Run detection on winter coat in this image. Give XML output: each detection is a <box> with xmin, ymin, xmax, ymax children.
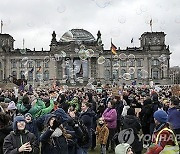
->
<box><xmin>102</xmin><ymin>108</ymin><xmax>117</xmax><ymax>129</ymax></box>
<box><xmin>0</xmin><ymin>125</ymin><xmax>12</xmax><ymax>154</ymax></box>
<box><xmin>146</xmin><ymin>123</ymin><xmax>176</xmax><ymax>154</ymax></box>
<box><xmin>17</xmin><ymin>98</ymin><xmax>44</xmax><ymax>116</ymax></box>
<box><xmin>28</xmin><ymin>99</ymin><xmax>46</xmax><ymax>118</ymax></box>
<box><xmin>97</xmin><ymin>105</ymin><xmax>106</xmax><ymax>118</ymax></box>
<box><xmin>3</xmin><ymin>130</ymin><xmax>39</xmax><ymax>154</ymax></box>
<box><xmin>139</xmin><ymin>103</ymin><xmax>152</xmax><ymax>127</ymax></box>
<box><xmin>40</xmin><ymin>128</ymin><xmax>68</xmax><ymax>154</ymax></box>
<box><xmin>168</xmin><ymin>107</ymin><xmax>180</xmax><ymax>130</ymax></box>
<box><xmin>34</xmin><ymin>99</ymin><xmax>54</xmax><ymax>118</ymax></box>
<box><xmin>26</xmin><ymin>120</ymin><xmax>39</xmax><ymax>139</ymax></box>
<box><xmin>79</xmin><ymin>108</ymin><xmax>96</xmax><ymax>148</ymax></box>
<box><xmin>96</xmin><ymin>124</ymin><xmax>109</xmax><ymax>145</ymax></box>
<box><xmin>79</xmin><ymin>108</ymin><xmax>96</xmax><ymax>131</ymax></box>
<box><xmin>122</xmin><ymin>115</ymin><xmax>143</xmax><ymax>152</ymax></box>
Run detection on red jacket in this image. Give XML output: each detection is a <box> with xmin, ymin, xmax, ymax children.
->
<box><xmin>146</xmin><ymin>124</ymin><xmax>175</xmax><ymax>154</ymax></box>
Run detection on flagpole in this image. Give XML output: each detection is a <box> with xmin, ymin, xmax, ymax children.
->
<box><xmin>1</xmin><ymin>20</ymin><xmax>3</xmax><ymax>34</ymax></box>
<box><xmin>23</xmin><ymin>38</ymin><xmax>25</xmax><ymax>49</ymax></box>
<box><xmin>150</xmin><ymin>19</ymin><xmax>153</xmax><ymax>32</ymax></box>
<box><xmin>151</xmin><ymin>25</ymin><xmax>152</xmax><ymax>32</ymax></box>
<box><xmin>110</xmin><ymin>38</ymin><xmax>113</xmax><ymax>85</ymax></box>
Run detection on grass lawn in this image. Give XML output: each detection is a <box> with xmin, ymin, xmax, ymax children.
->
<box><xmin>88</xmin><ymin>145</ymin><xmax>147</xmax><ymax>154</ymax></box>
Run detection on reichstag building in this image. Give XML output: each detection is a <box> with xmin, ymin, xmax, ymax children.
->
<box><xmin>0</xmin><ymin>29</ymin><xmax>171</xmax><ymax>87</ymax></box>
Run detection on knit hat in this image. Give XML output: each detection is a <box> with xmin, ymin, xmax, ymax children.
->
<box><xmin>153</xmin><ymin>110</ymin><xmax>168</xmax><ymax>123</ymax></box>
<box><xmin>7</xmin><ymin>101</ymin><xmax>17</xmax><ymax>110</ymax></box>
<box><xmin>24</xmin><ymin>113</ymin><xmax>33</xmax><ymax>118</ymax></box>
<box><xmin>115</xmin><ymin>143</ymin><xmax>131</xmax><ymax>154</ymax></box>
<box><xmin>13</xmin><ymin>116</ymin><xmax>26</xmax><ymax>132</ymax></box>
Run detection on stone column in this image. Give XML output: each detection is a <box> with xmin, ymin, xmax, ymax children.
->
<box><xmin>62</xmin><ymin>58</ymin><xmax>65</xmax><ymax>78</ymax></box>
<box><xmin>88</xmin><ymin>58</ymin><xmax>91</xmax><ymax>79</ymax></box>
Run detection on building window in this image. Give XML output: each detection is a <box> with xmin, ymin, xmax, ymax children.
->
<box><xmin>131</xmin><ymin>74</ymin><xmax>134</xmax><ymax>80</ymax></box>
<box><xmin>128</xmin><ymin>60</ymin><xmax>135</xmax><ymax>67</ymax></box>
<box><xmin>121</xmin><ymin>69</ymin><xmax>126</xmax><ymax>76</ymax></box>
<box><xmin>44</xmin><ymin>70</ymin><xmax>49</xmax><ymax>81</ymax></box>
<box><xmin>36</xmin><ymin>61</ymin><xmax>41</xmax><ymax>68</ymax></box>
<box><xmin>20</xmin><ymin>71</ymin><xmax>25</xmax><ymax>79</ymax></box>
<box><xmin>105</xmin><ymin>59</ymin><xmax>110</xmax><ymax>67</ymax></box>
<box><xmin>137</xmin><ymin>69</ymin><xmax>142</xmax><ymax>80</ymax></box>
<box><xmin>104</xmin><ymin>70</ymin><xmax>110</xmax><ymax>80</ymax></box>
<box><xmin>11</xmin><ymin>60</ymin><xmax>17</xmax><ymax>68</ymax></box>
<box><xmin>120</xmin><ymin>61</ymin><xmax>127</xmax><ymax>67</ymax></box>
<box><xmin>113</xmin><ymin>70</ymin><xmax>118</xmax><ymax>80</ymax></box>
<box><xmin>28</xmin><ymin>71</ymin><xmax>33</xmax><ymax>81</ymax></box>
<box><xmin>44</xmin><ymin>62</ymin><xmax>49</xmax><ymax>68</ymax></box>
<box><xmin>152</xmin><ymin>59</ymin><xmax>159</xmax><ymax>66</ymax></box>
<box><xmin>28</xmin><ymin>61</ymin><xmax>33</xmax><ymax>68</ymax></box>
<box><xmin>12</xmin><ymin>71</ymin><xmax>17</xmax><ymax>78</ymax></box>
<box><xmin>137</xmin><ymin>59</ymin><xmax>143</xmax><ymax>67</ymax></box>
<box><xmin>153</xmin><ymin>70</ymin><xmax>159</xmax><ymax>79</ymax></box>
<box><xmin>20</xmin><ymin>62</ymin><xmax>25</xmax><ymax>68</ymax></box>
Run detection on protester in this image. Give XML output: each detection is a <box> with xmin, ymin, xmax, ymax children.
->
<box><xmin>25</xmin><ymin>113</ymin><xmax>39</xmax><ymax>139</ymax></box>
<box><xmin>168</xmin><ymin>96</ymin><xmax>180</xmax><ymax>150</ymax></box>
<box><xmin>7</xmin><ymin>101</ymin><xmax>17</xmax><ymax>120</ymax></box>
<box><xmin>102</xmin><ymin>100</ymin><xmax>117</xmax><ymax>153</ymax></box>
<box><xmin>96</xmin><ymin>117</ymin><xmax>109</xmax><ymax>154</ymax></box>
<box><xmin>40</xmin><ymin>114</ymin><xmax>68</xmax><ymax>154</ymax></box>
<box><xmin>3</xmin><ymin>115</ymin><xmax>39</xmax><ymax>154</ymax></box>
<box><xmin>0</xmin><ymin>112</ymin><xmax>12</xmax><ymax>154</ymax></box>
<box><xmin>78</xmin><ymin>102</ymin><xmax>95</xmax><ymax>154</ymax></box>
<box><xmin>146</xmin><ymin>110</ymin><xmax>179</xmax><ymax>154</ymax></box>
<box><xmin>115</xmin><ymin>143</ymin><xmax>134</xmax><ymax>154</ymax></box>
<box><xmin>122</xmin><ymin>108</ymin><xmax>143</xmax><ymax>154</ymax></box>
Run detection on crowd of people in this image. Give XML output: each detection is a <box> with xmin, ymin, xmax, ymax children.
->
<box><xmin>0</xmin><ymin>84</ymin><xmax>179</xmax><ymax>154</ymax></box>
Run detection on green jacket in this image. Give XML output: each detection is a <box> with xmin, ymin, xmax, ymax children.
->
<box><xmin>28</xmin><ymin>99</ymin><xmax>46</xmax><ymax>118</ymax></box>
<box><xmin>16</xmin><ymin>99</ymin><xmax>29</xmax><ymax>114</ymax></box>
<box><xmin>34</xmin><ymin>99</ymin><xmax>54</xmax><ymax>118</ymax></box>
<box><xmin>68</xmin><ymin>97</ymin><xmax>79</xmax><ymax>111</ymax></box>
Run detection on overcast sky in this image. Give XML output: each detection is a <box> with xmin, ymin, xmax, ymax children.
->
<box><xmin>0</xmin><ymin>0</ymin><xmax>180</xmax><ymax>67</ymax></box>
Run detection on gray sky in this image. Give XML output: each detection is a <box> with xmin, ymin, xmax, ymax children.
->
<box><xmin>0</xmin><ymin>0</ymin><xmax>180</xmax><ymax>67</ymax></box>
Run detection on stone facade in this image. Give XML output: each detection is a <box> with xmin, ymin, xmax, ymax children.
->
<box><xmin>0</xmin><ymin>29</ymin><xmax>171</xmax><ymax>87</ymax></box>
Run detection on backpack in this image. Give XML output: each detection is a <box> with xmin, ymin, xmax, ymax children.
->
<box><xmin>77</xmin><ymin>120</ymin><xmax>90</xmax><ymax>146</ymax></box>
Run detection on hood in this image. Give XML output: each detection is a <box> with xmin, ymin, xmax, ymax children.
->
<box><xmin>52</xmin><ymin>108</ymin><xmax>69</xmax><ymax>123</ymax></box>
<box><xmin>123</xmin><ymin>115</ymin><xmax>138</xmax><ymax>127</ymax></box>
<box><xmin>44</xmin><ymin>114</ymin><xmax>57</xmax><ymax>126</ymax></box>
<box><xmin>13</xmin><ymin>116</ymin><xmax>26</xmax><ymax>132</ymax></box>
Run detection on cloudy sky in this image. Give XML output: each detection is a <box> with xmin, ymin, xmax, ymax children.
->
<box><xmin>1</xmin><ymin>0</ymin><xmax>180</xmax><ymax>66</ymax></box>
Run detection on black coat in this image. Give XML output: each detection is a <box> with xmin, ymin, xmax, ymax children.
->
<box><xmin>0</xmin><ymin>125</ymin><xmax>12</xmax><ymax>154</ymax></box>
<box><xmin>79</xmin><ymin>108</ymin><xmax>96</xmax><ymax>148</ymax></box>
<box><xmin>122</xmin><ymin>115</ymin><xmax>143</xmax><ymax>152</ymax></box>
<box><xmin>40</xmin><ymin>128</ymin><xmax>68</xmax><ymax>154</ymax></box>
<box><xmin>3</xmin><ymin>130</ymin><xmax>39</xmax><ymax>154</ymax></box>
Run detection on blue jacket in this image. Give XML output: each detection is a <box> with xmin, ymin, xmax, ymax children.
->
<box><xmin>168</xmin><ymin>107</ymin><xmax>180</xmax><ymax>129</ymax></box>
<box><xmin>26</xmin><ymin>120</ymin><xmax>39</xmax><ymax>139</ymax></box>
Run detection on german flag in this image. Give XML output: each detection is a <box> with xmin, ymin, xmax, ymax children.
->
<box><xmin>37</xmin><ymin>66</ymin><xmax>42</xmax><ymax>73</ymax></box>
<box><xmin>111</xmin><ymin>42</ymin><xmax>117</xmax><ymax>55</ymax></box>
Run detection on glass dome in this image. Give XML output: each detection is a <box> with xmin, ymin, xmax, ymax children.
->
<box><xmin>60</xmin><ymin>29</ymin><xmax>95</xmax><ymax>42</ymax></box>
